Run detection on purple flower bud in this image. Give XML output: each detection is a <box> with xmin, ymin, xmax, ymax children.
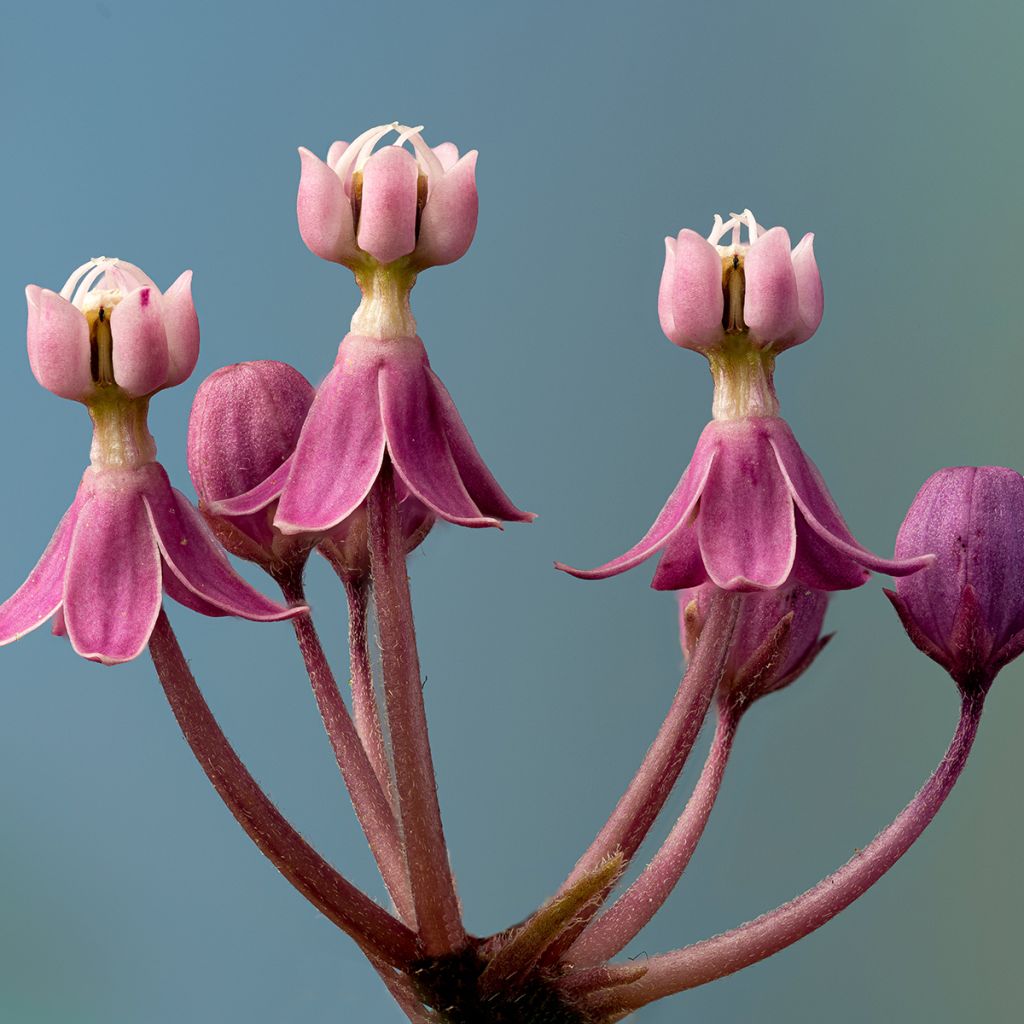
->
<box><xmin>188</xmin><ymin>361</ymin><xmax>317</xmax><ymax>572</ymax></box>
<box><xmin>297</xmin><ymin>122</ymin><xmax>478</xmax><ymax>270</ymax></box>
<box><xmin>680</xmin><ymin>583</ymin><xmax>830</xmax><ymax>709</ymax></box>
<box><xmin>886</xmin><ymin>467</ymin><xmax>1024</xmax><ymax>691</ymax></box>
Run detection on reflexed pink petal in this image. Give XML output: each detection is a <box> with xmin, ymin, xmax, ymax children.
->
<box><xmin>26</xmin><ymin>287</ymin><xmax>92</xmax><ymax>400</ymax></box>
<box><xmin>64</xmin><ymin>479</ymin><xmax>162</xmax><ymax>664</ymax></box>
<box><xmin>415</xmin><ymin>151</ymin><xmax>479</xmax><ymax>268</ymax></box>
<box><xmin>557</xmin><ymin>430</ymin><xmax>717</xmax><ymax>579</ymax></box>
<box><xmin>743</xmin><ymin>227</ymin><xmax>800</xmax><ymax>346</ymax></box>
<box><xmin>651</xmin><ymin>523</ymin><xmax>709</xmax><ymax>591</ymax></box>
<box><xmin>297</xmin><ymin>147</ymin><xmax>358</xmax><ymax>264</ymax></box>
<box><xmin>790</xmin><ymin>511</ymin><xmax>871</xmax><ymax>590</ymax></box>
<box><xmin>162</xmin><ymin>271</ymin><xmax>200</xmax><ymax>388</ymax></box>
<box><xmin>275</xmin><ymin>335</ymin><xmax>387</xmax><ymax>532</ymax></box>
<box><xmin>658</xmin><ymin>230</ymin><xmax>724</xmax><ymax>350</ymax></box>
<box><xmin>426</xmin><ymin>367</ymin><xmax>534</xmax><ymax>523</ymax></box>
<box><xmin>789</xmin><ymin>233</ymin><xmax>823</xmax><ymax>345</ymax></box>
<box><xmin>379</xmin><ymin>338</ymin><xmax>493</xmax><ymax>527</ymax></box>
<box><xmin>0</xmin><ymin>499</ymin><xmax>80</xmax><ymax>646</ymax></box>
<box><xmin>697</xmin><ymin>421</ymin><xmax>795</xmax><ymax>589</ymax></box>
<box><xmin>144</xmin><ymin>472</ymin><xmax>302</xmax><ymax>621</ymax></box>
<box><xmin>210</xmin><ymin>455</ymin><xmax>292</xmax><ymax>518</ymax></box>
<box><xmin>110</xmin><ymin>286</ymin><xmax>169</xmax><ymax>397</ymax></box>
<box><xmin>327</xmin><ymin>140</ymin><xmax>349</xmax><ymax>170</ymax></box>
<box><xmin>357</xmin><ymin>146</ymin><xmax>419</xmax><ymax>265</ymax></box>
<box><xmin>770</xmin><ymin>423</ymin><xmax>932</xmax><ymax>578</ymax></box>
<box><xmin>160</xmin><ymin>561</ymin><xmax>230</xmax><ymax>617</ymax></box>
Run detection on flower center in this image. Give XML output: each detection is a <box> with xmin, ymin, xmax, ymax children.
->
<box><xmin>708</xmin><ymin>209</ymin><xmax>763</xmax><ymax>336</ymax></box>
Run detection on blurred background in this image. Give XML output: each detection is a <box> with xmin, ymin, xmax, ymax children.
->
<box><xmin>1</xmin><ymin>1</ymin><xmax>1021</xmax><ymax>1021</ymax></box>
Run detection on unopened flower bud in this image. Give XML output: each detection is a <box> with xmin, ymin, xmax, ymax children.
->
<box><xmin>188</xmin><ymin>361</ymin><xmax>317</xmax><ymax>573</ymax></box>
<box><xmin>681</xmin><ymin>583</ymin><xmax>830</xmax><ymax>710</ymax></box>
<box><xmin>886</xmin><ymin>467</ymin><xmax>1024</xmax><ymax>692</ymax></box>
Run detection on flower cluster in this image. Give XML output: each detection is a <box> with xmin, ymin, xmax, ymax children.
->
<box><xmin>1</xmin><ymin>124</ymin><xmax>1020</xmax><ymax>1024</ymax></box>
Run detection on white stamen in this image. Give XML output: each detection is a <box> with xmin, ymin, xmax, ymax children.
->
<box><xmin>59</xmin><ymin>257</ymin><xmax>153</xmax><ymax>311</ymax></box>
<box><xmin>332</xmin><ymin>122</ymin><xmax>399</xmax><ymax>184</ymax></box>
<box><xmin>394</xmin><ymin>123</ymin><xmax>444</xmax><ymax>184</ymax></box>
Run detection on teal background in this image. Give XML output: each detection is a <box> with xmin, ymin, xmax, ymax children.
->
<box><xmin>1</xmin><ymin>1</ymin><xmax>1022</xmax><ymax>1020</ymax></box>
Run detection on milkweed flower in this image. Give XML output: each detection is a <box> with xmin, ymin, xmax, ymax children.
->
<box><xmin>213</xmin><ymin>123</ymin><xmax>532</xmax><ymax>535</ymax></box>
<box><xmin>558</xmin><ymin>211</ymin><xmax>929</xmax><ymax>591</ymax></box>
<box><xmin>886</xmin><ymin>466</ymin><xmax>1024</xmax><ymax>691</ymax></box>
<box><xmin>297</xmin><ymin>122</ymin><xmax>478</xmax><ymax>270</ymax></box>
<box><xmin>0</xmin><ymin>258</ymin><xmax>302</xmax><ymax>665</ymax></box>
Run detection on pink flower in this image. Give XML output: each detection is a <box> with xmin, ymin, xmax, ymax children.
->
<box><xmin>558</xmin><ymin>417</ymin><xmax>931</xmax><ymax>592</ymax></box>
<box><xmin>0</xmin><ymin>259</ymin><xmax>303</xmax><ymax>665</ymax></box>
<box><xmin>680</xmin><ymin>582</ymin><xmax>830</xmax><ymax>706</ymax></box>
<box><xmin>886</xmin><ymin>466</ymin><xmax>1024</xmax><ymax>690</ymax></box>
<box><xmin>210</xmin><ymin>334</ymin><xmax>532</xmax><ymax>533</ymax></box>
<box><xmin>659</xmin><ymin>209</ymin><xmax>823</xmax><ymax>353</ymax></box>
<box><xmin>297</xmin><ymin>123</ymin><xmax>478</xmax><ymax>269</ymax></box>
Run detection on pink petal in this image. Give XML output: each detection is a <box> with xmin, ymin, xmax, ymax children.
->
<box><xmin>143</xmin><ymin>471</ymin><xmax>302</xmax><ymax>621</ymax></box>
<box><xmin>414</xmin><ymin>151</ymin><xmax>479</xmax><ymax>268</ymax></box>
<box><xmin>427</xmin><ymin>367</ymin><xmax>534</xmax><ymax>523</ymax></box>
<box><xmin>696</xmin><ymin>421</ymin><xmax>796</xmax><ymax>589</ymax></box>
<box><xmin>208</xmin><ymin>455</ymin><xmax>292</xmax><ymax>518</ymax></box>
<box><xmin>0</xmin><ymin>499</ymin><xmax>80</xmax><ymax>646</ymax></box>
<box><xmin>26</xmin><ymin>287</ymin><xmax>92</xmax><ymax>400</ymax></box>
<box><xmin>356</xmin><ymin>146</ymin><xmax>420</xmax><ymax>265</ymax></box>
<box><xmin>432</xmin><ymin>142</ymin><xmax>460</xmax><ymax>172</ymax></box>
<box><xmin>658</xmin><ymin>230</ymin><xmax>725</xmax><ymax>350</ymax></box>
<box><xmin>275</xmin><ymin>334</ymin><xmax>387</xmax><ymax>533</ymax></box>
<box><xmin>297</xmin><ymin>147</ymin><xmax>358</xmax><ymax>265</ymax></box>
<box><xmin>110</xmin><ymin>286</ymin><xmax>169</xmax><ymax>397</ymax></box>
<box><xmin>769</xmin><ymin>423</ymin><xmax>933</xmax><ymax>578</ymax></box>
<box><xmin>162</xmin><ymin>271</ymin><xmax>200</xmax><ymax>388</ymax></box>
<box><xmin>790</xmin><ymin>511</ymin><xmax>871</xmax><ymax>590</ymax></box>
<box><xmin>789</xmin><ymin>233</ymin><xmax>823</xmax><ymax>345</ymax></box>
<box><xmin>743</xmin><ymin>227</ymin><xmax>800</xmax><ymax>346</ymax></box>
<box><xmin>556</xmin><ymin>429</ymin><xmax>717</xmax><ymax>579</ymax></box>
<box><xmin>379</xmin><ymin>339</ymin><xmax>494</xmax><ymax>527</ymax></box>
<box><xmin>651</xmin><ymin>523</ymin><xmax>709</xmax><ymax>591</ymax></box>
<box><xmin>63</xmin><ymin>477</ymin><xmax>162</xmax><ymax>664</ymax></box>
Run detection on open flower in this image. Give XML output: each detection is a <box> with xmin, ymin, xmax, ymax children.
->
<box><xmin>659</xmin><ymin>209</ymin><xmax>823</xmax><ymax>354</ymax></box>
<box><xmin>886</xmin><ymin>466</ymin><xmax>1024</xmax><ymax>691</ymax></box>
<box><xmin>0</xmin><ymin>259</ymin><xmax>303</xmax><ymax>665</ymax></box>
<box><xmin>558</xmin><ymin>416</ymin><xmax>931</xmax><ymax>591</ymax></box>
<box><xmin>297</xmin><ymin>122</ymin><xmax>478</xmax><ymax>269</ymax></box>
<box><xmin>210</xmin><ymin>334</ymin><xmax>532</xmax><ymax>533</ymax></box>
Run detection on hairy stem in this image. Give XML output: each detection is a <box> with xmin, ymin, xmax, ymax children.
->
<box><xmin>343</xmin><ymin>574</ymin><xmax>396</xmax><ymax>806</ymax></box>
<box><xmin>570</xmin><ymin>703</ymin><xmax>738</xmax><ymax>966</ymax></box>
<box><xmin>367</xmin><ymin>461</ymin><xmax>464</xmax><ymax>955</ymax></box>
<box><xmin>579</xmin><ymin>690</ymin><xmax>985</xmax><ymax>1019</ymax></box>
<box><xmin>277</xmin><ymin>571</ymin><xmax>414</xmax><ymax>925</ymax></box>
<box><xmin>148</xmin><ymin>609</ymin><xmax>416</xmax><ymax>967</ymax></box>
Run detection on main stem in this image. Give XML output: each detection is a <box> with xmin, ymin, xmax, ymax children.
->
<box><xmin>367</xmin><ymin>461</ymin><xmax>465</xmax><ymax>956</ymax></box>
<box><xmin>581</xmin><ymin>689</ymin><xmax>986</xmax><ymax>1019</ymax></box>
<box><xmin>148</xmin><ymin>609</ymin><xmax>416</xmax><ymax>967</ymax></box>
<box><xmin>277</xmin><ymin>571</ymin><xmax>414</xmax><ymax>926</ymax></box>
<box><xmin>569</xmin><ymin>703</ymin><xmax>738</xmax><ymax>967</ymax></box>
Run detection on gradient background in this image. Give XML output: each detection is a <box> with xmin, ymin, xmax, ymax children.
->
<box><xmin>1</xmin><ymin>1</ymin><xmax>1022</xmax><ymax>1021</ymax></box>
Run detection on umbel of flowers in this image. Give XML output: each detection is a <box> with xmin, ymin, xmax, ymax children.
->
<box><xmin>0</xmin><ymin>125</ymin><xmax>1018</xmax><ymax>1024</ymax></box>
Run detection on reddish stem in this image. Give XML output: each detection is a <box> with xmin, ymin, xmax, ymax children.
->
<box><xmin>367</xmin><ymin>462</ymin><xmax>465</xmax><ymax>956</ymax></box>
<box><xmin>277</xmin><ymin>571</ymin><xmax>415</xmax><ymax>925</ymax></box>
<box><xmin>578</xmin><ymin>690</ymin><xmax>985</xmax><ymax>1019</ymax></box>
<box><xmin>148</xmin><ymin>609</ymin><xmax>416</xmax><ymax>967</ymax></box>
